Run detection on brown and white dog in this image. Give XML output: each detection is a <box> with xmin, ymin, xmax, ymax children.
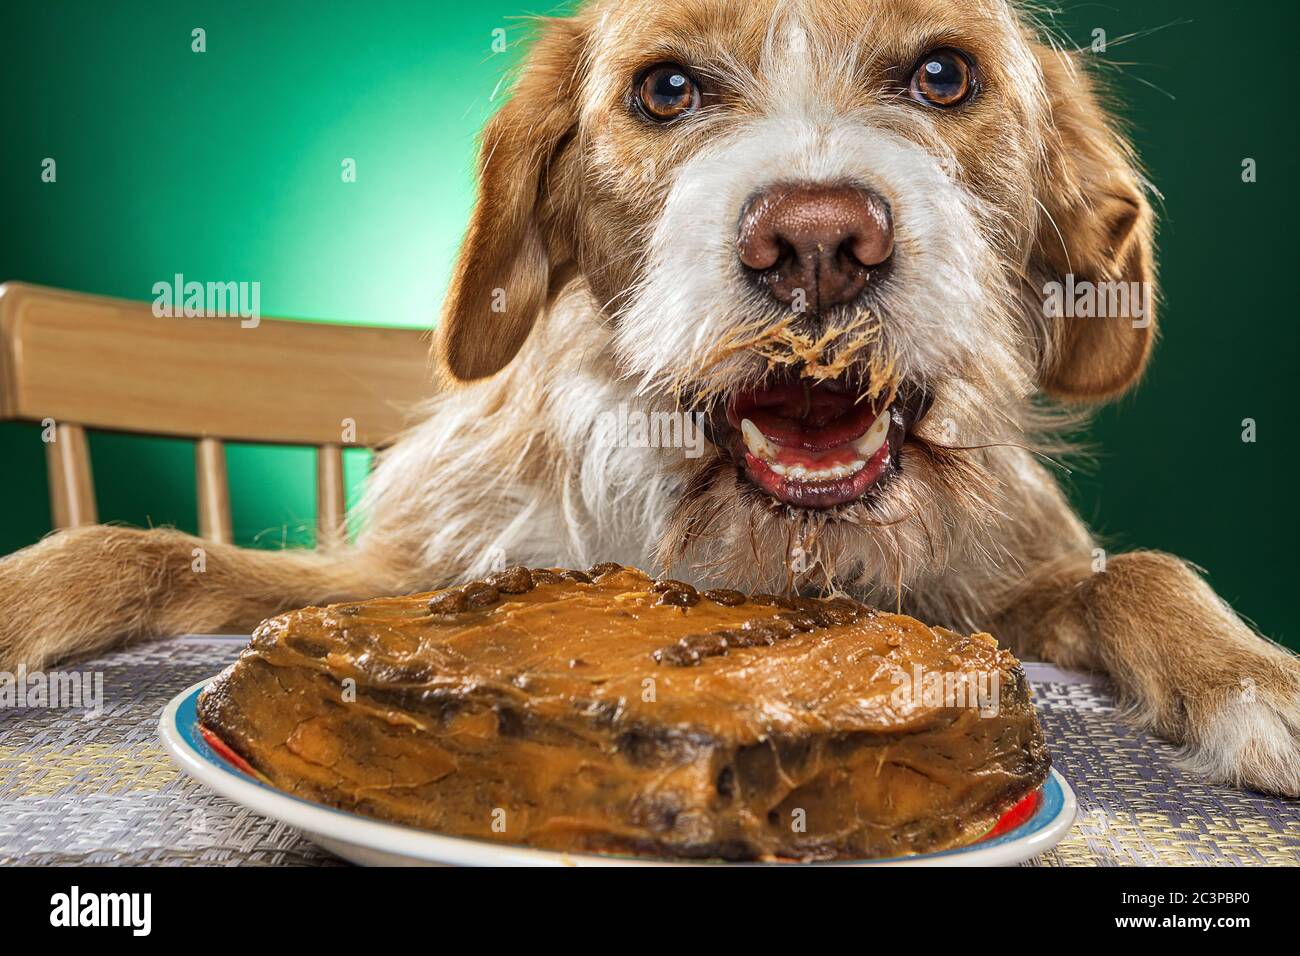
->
<box><xmin>2</xmin><ymin>0</ymin><xmax>1298</xmax><ymax>795</ymax></box>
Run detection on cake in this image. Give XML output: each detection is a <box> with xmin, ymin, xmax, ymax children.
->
<box><xmin>197</xmin><ymin>564</ymin><xmax>1049</xmax><ymax>861</ymax></box>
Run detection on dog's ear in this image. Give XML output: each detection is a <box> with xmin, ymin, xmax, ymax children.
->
<box><xmin>1031</xmin><ymin>49</ymin><xmax>1157</xmax><ymax>402</ymax></box>
<box><xmin>437</xmin><ymin>19</ymin><xmax>583</xmax><ymax>382</ymax></box>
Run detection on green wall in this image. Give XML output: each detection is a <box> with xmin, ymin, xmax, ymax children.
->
<box><xmin>2</xmin><ymin>1</ymin><xmax>1296</xmax><ymax>649</ymax></box>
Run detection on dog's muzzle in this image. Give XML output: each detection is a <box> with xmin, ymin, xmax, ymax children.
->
<box><xmin>694</xmin><ymin>182</ymin><xmax>922</xmax><ymax>510</ymax></box>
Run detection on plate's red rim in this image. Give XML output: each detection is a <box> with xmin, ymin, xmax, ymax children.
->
<box><xmin>199</xmin><ymin>722</ymin><xmax>1043</xmax><ymax>848</ymax></box>
<box><xmin>199</xmin><ymin>725</ymin><xmax>271</xmax><ymax>785</ymax></box>
<box><xmin>984</xmin><ymin>789</ymin><xmax>1040</xmax><ymax>839</ymax></box>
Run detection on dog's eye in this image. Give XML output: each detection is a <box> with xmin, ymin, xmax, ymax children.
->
<box><xmin>909</xmin><ymin>49</ymin><xmax>975</xmax><ymax>107</ymax></box>
<box><xmin>636</xmin><ymin>63</ymin><xmax>701</xmax><ymax>122</ymax></box>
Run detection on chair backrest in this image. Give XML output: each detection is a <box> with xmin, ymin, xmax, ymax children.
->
<box><xmin>0</xmin><ymin>282</ymin><xmax>435</xmax><ymax>546</ymax></box>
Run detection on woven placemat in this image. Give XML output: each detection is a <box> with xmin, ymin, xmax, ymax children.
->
<box><xmin>0</xmin><ymin>638</ymin><xmax>1295</xmax><ymax>866</ymax></box>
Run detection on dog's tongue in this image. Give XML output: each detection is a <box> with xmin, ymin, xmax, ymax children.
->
<box><xmin>727</xmin><ymin>380</ymin><xmax>878</xmax><ymax>451</ymax></box>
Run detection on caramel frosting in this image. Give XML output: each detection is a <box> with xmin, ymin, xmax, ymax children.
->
<box><xmin>198</xmin><ymin>565</ymin><xmax>1050</xmax><ymax>861</ymax></box>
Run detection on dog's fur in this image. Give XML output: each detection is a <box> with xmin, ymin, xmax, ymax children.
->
<box><xmin>3</xmin><ymin>0</ymin><xmax>1298</xmax><ymax>795</ymax></box>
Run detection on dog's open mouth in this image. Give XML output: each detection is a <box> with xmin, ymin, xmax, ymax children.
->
<box><xmin>709</xmin><ymin>371</ymin><xmax>928</xmax><ymax>509</ymax></box>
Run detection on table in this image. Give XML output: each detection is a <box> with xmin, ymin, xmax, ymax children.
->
<box><xmin>1</xmin><ymin>636</ymin><xmax>1296</xmax><ymax>865</ymax></box>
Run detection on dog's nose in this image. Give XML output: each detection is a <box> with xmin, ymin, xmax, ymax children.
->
<box><xmin>736</xmin><ymin>183</ymin><xmax>893</xmax><ymax>311</ymax></box>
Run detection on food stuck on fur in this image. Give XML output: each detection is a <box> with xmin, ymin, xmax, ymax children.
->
<box><xmin>198</xmin><ymin>565</ymin><xmax>1050</xmax><ymax>861</ymax></box>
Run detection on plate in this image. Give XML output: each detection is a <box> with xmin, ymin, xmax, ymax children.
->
<box><xmin>160</xmin><ymin>679</ymin><xmax>1076</xmax><ymax>866</ymax></box>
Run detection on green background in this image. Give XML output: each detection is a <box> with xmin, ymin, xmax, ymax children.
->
<box><xmin>2</xmin><ymin>1</ymin><xmax>1295</xmax><ymax>649</ymax></box>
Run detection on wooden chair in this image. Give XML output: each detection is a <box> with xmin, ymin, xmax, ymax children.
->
<box><xmin>0</xmin><ymin>282</ymin><xmax>435</xmax><ymax>547</ymax></box>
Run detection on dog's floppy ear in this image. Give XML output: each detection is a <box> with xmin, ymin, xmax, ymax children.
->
<box><xmin>1031</xmin><ymin>49</ymin><xmax>1157</xmax><ymax>402</ymax></box>
<box><xmin>437</xmin><ymin>19</ymin><xmax>583</xmax><ymax>382</ymax></box>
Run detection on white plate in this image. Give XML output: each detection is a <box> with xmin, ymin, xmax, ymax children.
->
<box><xmin>160</xmin><ymin>678</ymin><xmax>1076</xmax><ymax>866</ymax></box>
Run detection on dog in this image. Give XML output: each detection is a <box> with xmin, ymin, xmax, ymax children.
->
<box><xmin>2</xmin><ymin>0</ymin><xmax>1298</xmax><ymax>796</ymax></box>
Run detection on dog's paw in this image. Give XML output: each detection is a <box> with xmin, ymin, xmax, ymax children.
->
<box><xmin>1175</xmin><ymin>664</ymin><xmax>1300</xmax><ymax>798</ymax></box>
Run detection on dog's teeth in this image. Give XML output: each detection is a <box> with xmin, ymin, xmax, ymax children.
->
<box><xmin>740</xmin><ymin>418</ymin><xmax>779</xmax><ymax>462</ymax></box>
<box><xmin>745</xmin><ymin>414</ymin><xmax>883</xmax><ymax>484</ymax></box>
<box><xmin>769</xmin><ymin>459</ymin><xmax>871</xmax><ymax>482</ymax></box>
<box><xmin>852</xmin><ymin>409</ymin><xmax>891</xmax><ymax>461</ymax></box>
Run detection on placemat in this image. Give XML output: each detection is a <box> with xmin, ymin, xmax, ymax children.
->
<box><xmin>0</xmin><ymin>637</ymin><xmax>1295</xmax><ymax>866</ymax></box>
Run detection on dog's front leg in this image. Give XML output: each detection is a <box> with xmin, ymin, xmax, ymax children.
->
<box><xmin>995</xmin><ymin>551</ymin><xmax>1300</xmax><ymax>796</ymax></box>
<box><xmin>0</xmin><ymin>525</ymin><xmax>400</xmax><ymax>671</ymax></box>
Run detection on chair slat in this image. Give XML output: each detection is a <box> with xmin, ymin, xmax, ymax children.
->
<box><xmin>196</xmin><ymin>437</ymin><xmax>233</xmax><ymax>544</ymax></box>
<box><xmin>316</xmin><ymin>444</ymin><xmax>347</xmax><ymax>549</ymax></box>
<box><xmin>44</xmin><ymin>423</ymin><xmax>97</xmax><ymax>528</ymax></box>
